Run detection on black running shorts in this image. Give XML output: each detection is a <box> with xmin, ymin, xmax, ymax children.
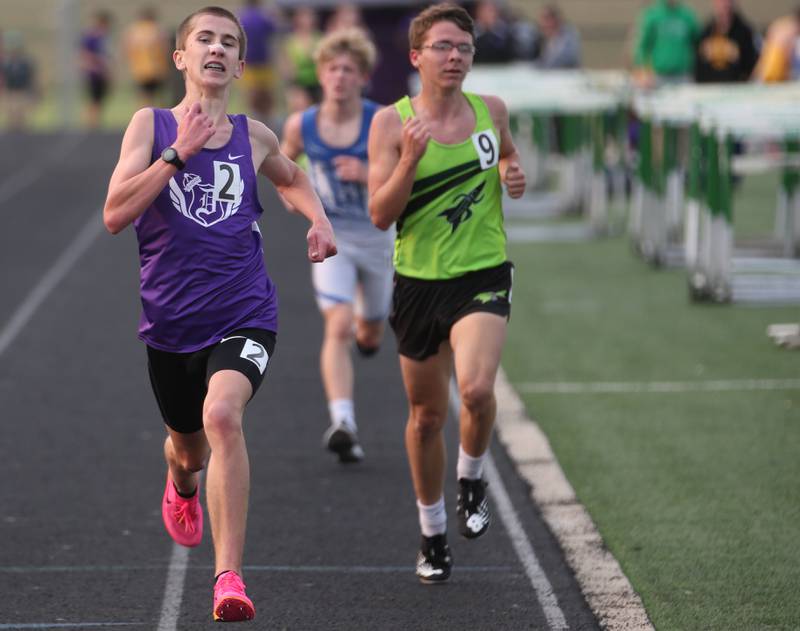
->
<box><xmin>146</xmin><ymin>328</ymin><xmax>276</xmax><ymax>434</ymax></box>
<box><xmin>389</xmin><ymin>261</ymin><xmax>513</xmax><ymax>361</ymax></box>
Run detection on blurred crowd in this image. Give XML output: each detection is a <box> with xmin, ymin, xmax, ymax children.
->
<box><xmin>632</xmin><ymin>0</ymin><xmax>800</xmax><ymax>88</ymax></box>
<box><xmin>1</xmin><ymin>0</ymin><xmax>799</xmax><ymax>130</ymax></box>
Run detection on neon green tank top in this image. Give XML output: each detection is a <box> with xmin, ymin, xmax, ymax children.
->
<box><xmin>393</xmin><ymin>93</ymin><xmax>506</xmax><ymax>280</ymax></box>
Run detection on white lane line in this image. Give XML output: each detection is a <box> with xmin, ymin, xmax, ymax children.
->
<box><xmin>515</xmin><ymin>378</ymin><xmax>800</xmax><ymax>395</ymax></box>
<box><xmin>0</xmin><ymin>212</ymin><xmax>103</xmax><ymax>357</ymax></box>
<box><xmin>156</xmin><ymin>544</ymin><xmax>190</xmax><ymax>631</ymax></box>
<box><xmin>449</xmin><ymin>380</ymin><xmax>568</xmax><ymax>631</ymax></box>
<box><xmin>0</xmin><ymin>134</ymin><xmax>85</xmax><ymax>207</ymax></box>
<box><xmin>494</xmin><ymin>369</ymin><xmax>654</xmax><ymax>630</ymax></box>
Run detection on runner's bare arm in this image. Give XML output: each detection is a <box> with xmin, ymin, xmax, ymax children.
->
<box><xmin>367</xmin><ymin>106</ymin><xmax>429</xmax><ymax>231</ymax></box>
<box><xmin>484</xmin><ymin>94</ymin><xmax>526</xmax><ymax>199</ymax></box>
<box><xmin>277</xmin><ymin>112</ymin><xmax>304</xmax><ymax>213</ymax></box>
<box><xmin>252</xmin><ymin>120</ymin><xmax>336</xmax><ymax>262</ymax></box>
<box><xmin>104</xmin><ymin>103</ymin><xmax>215</xmax><ymax>234</ymax></box>
<box><xmin>280</xmin><ymin>112</ymin><xmax>304</xmax><ymax>161</ymax></box>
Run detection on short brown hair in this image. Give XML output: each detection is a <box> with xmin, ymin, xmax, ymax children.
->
<box><xmin>176</xmin><ymin>6</ymin><xmax>247</xmax><ymax>61</ymax></box>
<box><xmin>314</xmin><ymin>27</ymin><xmax>377</xmax><ymax>74</ymax></box>
<box><xmin>408</xmin><ymin>3</ymin><xmax>474</xmax><ymax>50</ymax></box>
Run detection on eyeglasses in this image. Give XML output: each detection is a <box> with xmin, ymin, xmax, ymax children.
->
<box><xmin>419</xmin><ymin>41</ymin><xmax>476</xmax><ymax>55</ymax></box>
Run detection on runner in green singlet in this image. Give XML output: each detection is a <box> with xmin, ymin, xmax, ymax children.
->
<box><xmin>367</xmin><ymin>2</ymin><xmax>526</xmax><ymax>583</ymax></box>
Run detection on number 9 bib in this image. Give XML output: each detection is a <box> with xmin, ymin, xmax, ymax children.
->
<box><xmin>472</xmin><ymin>129</ymin><xmax>500</xmax><ymax>170</ymax></box>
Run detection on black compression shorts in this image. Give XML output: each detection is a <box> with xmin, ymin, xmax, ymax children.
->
<box><xmin>146</xmin><ymin>328</ymin><xmax>276</xmax><ymax>433</ymax></box>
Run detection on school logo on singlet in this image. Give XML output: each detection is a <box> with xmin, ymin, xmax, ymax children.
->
<box><xmin>438</xmin><ymin>181</ymin><xmax>486</xmax><ymax>233</ymax></box>
<box><xmin>168</xmin><ymin>161</ymin><xmax>243</xmax><ymax>227</ymax></box>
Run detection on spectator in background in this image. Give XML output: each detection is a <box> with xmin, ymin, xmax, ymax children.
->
<box><xmin>536</xmin><ymin>4</ymin><xmax>580</xmax><ymax>69</ymax></box>
<box><xmin>752</xmin><ymin>7</ymin><xmax>800</xmax><ymax>82</ymax></box>
<box><xmin>238</xmin><ymin>0</ymin><xmax>280</xmax><ymax>122</ymax></box>
<box><xmin>510</xmin><ymin>10</ymin><xmax>539</xmax><ymax>61</ymax></box>
<box><xmin>2</xmin><ymin>32</ymin><xmax>36</xmax><ymax>130</ymax></box>
<box><xmin>165</xmin><ymin>24</ymin><xmax>187</xmax><ymax>105</ymax></box>
<box><xmin>0</xmin><ymin>30</ymin><xmax>5</xmax><ymax>96</ymax></box>
<box><xmin>124</xmin><ymin>7</ymin><xmax>170</xmax><ymax>108</ymax></box>
<box><xmin>326</xmin><ymin>3</ymin><xmax>365</xmax><ymax>34</ymax></box>
<box><xmin>79</xmin><ymin>10</ymin><xmax>113</xmax><ymax>129</ymax></box>
<box><xmin>365</xmin><ymin>4</ymin><xmax>416</xmax><ymax>104</ymax></box>
<box><xmin>694</xmin><ymin>0</ymin><xmax>757</xmax><ymax>83</ymax></box>
<box><xmin>634</xmin><ymin>0</ymin><xmax>699</xmax><ymax>86</ymax></box>
<box><xmin>472</xmin><ymin>0</ymin><xmax>515</xmax><ymax>65</ymax></box>
<box><xmin>281</xmin><ymin>6</ymin><xmax>322</xmax><ymax>113</ymax></box>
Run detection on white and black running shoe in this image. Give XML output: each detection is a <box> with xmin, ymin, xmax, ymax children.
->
<box><xmin>415</xmin><ymin>534</ymin><xmax>452</xmax><ymax>584</ymax></box>
<box><xmin>322</xmin><ymin>423</ymin><xmax>365</xmax><ymax>464</ymax></box>
<box><xmin>457</xmin><ymin>478</ymin><xmax>490</xmax><ymax>539</ymax></box>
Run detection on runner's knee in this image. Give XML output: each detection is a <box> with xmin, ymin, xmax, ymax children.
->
<box><xmin>355</xmin><ymin>321</ymin><xmax>383</xmax><ymax>350</ymax></box>
<box><xmin>203</xmin><ymin>398</ymin><xmax>243</xmax><ymax>439</ymax></box>
<box><xmin>324</xmin><ymin>309</ymin><xmax>354</xmax><ymax>344</ymax></box>
<box><xmin>409</xmin><ymin>408</ymin><xmax>447</xmax><ymax>440</ymax></box>
<box><xmin>459</xmin><ymin>379</ymin><xmax>495</xmax><ymax>414</ymax></box>
<box><xmin>326</xmin><ymin>320</ymin><xmax>354</xmax><ymax>344</ymax></box>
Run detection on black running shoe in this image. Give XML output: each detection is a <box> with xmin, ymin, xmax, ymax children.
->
<box><xmin>415</xmin><ymin>534</ymin><xmax>452</xmax><ymax>584</ymax></box>
<box><xmin>457</xmin><ymin>477</ymin><xmax>490</xmax><ymax>539</ymax></box>
<box><xmin>322</xmin><ymin>423</ymin><xmax>365</xmax><ymax>464</ymax></box>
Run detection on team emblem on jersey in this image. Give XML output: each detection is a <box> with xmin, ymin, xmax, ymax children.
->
<box><xmin>438</xmin><ymin>181</ymin><xmax>485</xmax><ymax>233</ymax></box>
<box><xmin>168</xmin><ymin>161</ymin><xmax>243</xmax><ymax>227</ymax></box>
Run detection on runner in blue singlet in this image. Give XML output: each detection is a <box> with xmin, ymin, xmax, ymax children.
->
<box><xmin>282</xmin><ymin>27</ymin><xmax>394</xmax><ymax>464</ymax></box>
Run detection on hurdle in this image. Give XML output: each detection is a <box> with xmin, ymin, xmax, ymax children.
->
<box><xmin>462</xmin><ymin>66</ymin><xmax>629</xmax><ymax>235</ymax></box>
<box><xmin>630</xmin><ymin>83</ymin><xmax>800</xmax><ymax>303</ymax></box>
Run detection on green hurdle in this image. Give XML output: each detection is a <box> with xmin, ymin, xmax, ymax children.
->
<box><xmin>462</xmin><ymin>67</ymin><xmax>626</xmax><ymax>234</ymax></box>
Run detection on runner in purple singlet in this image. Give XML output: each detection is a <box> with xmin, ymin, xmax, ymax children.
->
<box><xmin>103</xmin><ymin>6</ymin><xmax>336</xmax><ymax>622</ymax></box>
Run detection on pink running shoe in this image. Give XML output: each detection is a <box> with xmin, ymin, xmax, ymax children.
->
<box><xmin>161</xmin><ymin>475</ymin><xmax>203</xmax><ymax>547</ymax></box>
<box><xmin>213</xmin><ymin>571</ymin><xmax>255</xmax><ymax>622</ymax></box>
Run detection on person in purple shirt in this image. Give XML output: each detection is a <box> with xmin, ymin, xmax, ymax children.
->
<box><xmin>103</xmin><ymin>6</ymin><xmax>336</xmax><ymax>622</ymax></box>
<box><xmin>79</xmin><ymin>11</ymin><xmax>112</xmax><ymax>128</ymax></box>
<box><xmin>238</xmin><ymin>0</ymin><xmax>279</xmax><ymax>121</ymax></box>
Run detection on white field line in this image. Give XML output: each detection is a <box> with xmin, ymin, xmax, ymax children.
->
<box><xmin>0</xmin><ymin>212</ymin><xmax>103</xmax><ymax>357</ymax></box>
<box><xmin>494</xmin><ymin>368</ymin><xmax>654</xmax><ymax>631</ymax></box>
<box><xmin>514</xmin><ymin>378</ymin><xmax>800</xmax><ymax>395</ymax></box>
<box><xmin>156</xmin><ymin>544</ymin><xmax>190</xmax><ymax>631</ymax></box>
<box><xmin>448</xmin><ymin>380</ymin><xmax>568</xmax><ymax>631</ymax></box>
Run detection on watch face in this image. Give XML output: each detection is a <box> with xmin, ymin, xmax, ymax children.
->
<box><xmin>162</xmin><ymin>147</ymin><xmax>177</xmax><ymax>161</ymax></box>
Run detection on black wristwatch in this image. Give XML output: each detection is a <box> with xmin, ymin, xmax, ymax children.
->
<box><xmin>161</xmin><ymin>146</ymin><xmax>185</xmax><ymax>170</ymax></box>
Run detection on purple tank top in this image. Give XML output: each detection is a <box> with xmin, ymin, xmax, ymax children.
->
<box><xmin>134</xmin><ymin>108</ymin><xmax>278</xmax><ymax>352</ymax></box>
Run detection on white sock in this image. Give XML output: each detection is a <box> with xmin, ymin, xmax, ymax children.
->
<box><xmin>328</xmin><ymin>398</ymin><xmax>356</xmax><ymax>430</ymax></box>
<box><xmin>417</xmin><ymin>497</ymin><xmax>447</xmax><ymax>537</ymax></box>
<box><xmin>457</xmin><ymin>444</ymin><xmax>485</xmax><ymax>480</ymax></box>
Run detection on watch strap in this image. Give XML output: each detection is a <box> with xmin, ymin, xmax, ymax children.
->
<box><xmin>162</xmin><ymin>147</ymin><xmax>185</xmax><ymax>170</ymax></box>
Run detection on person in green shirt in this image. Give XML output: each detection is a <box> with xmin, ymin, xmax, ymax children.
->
<box><xmin>367</xmin><ymin>2</ymin><xmax>525</xmax><ymax>583</ymax></box>
<box><xmin>634</xmin><ymin>0</ymin><xmax>700</xmax><ymax>85</ymax></box>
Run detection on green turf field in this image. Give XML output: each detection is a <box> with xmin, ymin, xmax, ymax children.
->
<box><xmin>502</xmin><ymin>177</ymin><xmax>800</xmax><ymax>630</ymax></box>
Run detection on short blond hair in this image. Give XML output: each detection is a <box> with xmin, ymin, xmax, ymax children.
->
<box><xmin>313</xmin><ymin>27</ymin><xmax>377</xmax><ymax>74</ymax></box>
